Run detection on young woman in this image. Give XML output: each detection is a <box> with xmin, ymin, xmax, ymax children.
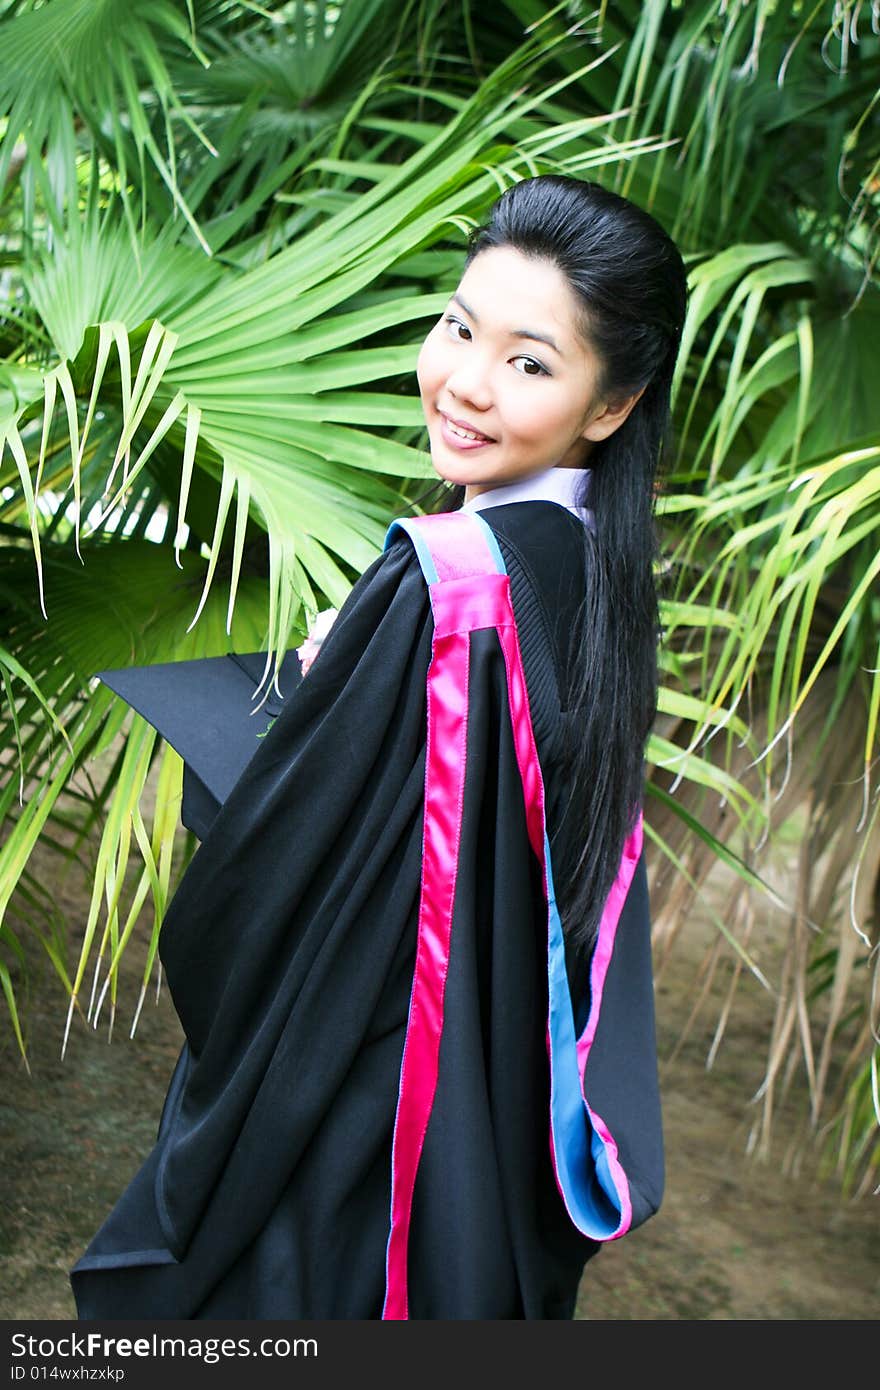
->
<box><xmin>71</xmin><ymin>174</ymin><xmax>688</xmax><ymax>1321</ymax></box>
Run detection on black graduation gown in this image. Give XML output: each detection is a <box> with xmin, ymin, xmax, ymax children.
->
<box><xmin>70</xmin><ymin>499</ymin><xmax>663</xmax><ymax>1321</ymax></box>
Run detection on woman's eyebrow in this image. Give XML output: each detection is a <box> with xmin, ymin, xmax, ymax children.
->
<box><xmin>451</xmin><ymin>293</ymin><xmax>562</xmax><ymax>355</ymax></box>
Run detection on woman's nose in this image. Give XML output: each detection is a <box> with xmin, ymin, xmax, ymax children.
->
<box><xmin>445</xmin><ymin>355</ymin><xmax>492</xmax><ymax>411</ymax></box>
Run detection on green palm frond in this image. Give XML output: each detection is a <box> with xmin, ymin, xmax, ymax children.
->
<box><xmin>1</xmin><ymin>0</ymin><xmax>878</xmax><ymax>1185</ymax></box>
<box><xmin>0</xmin><ymin>0</ymin><xmax>212</xmax><ymax>245</ymax></box>
<box><xmin>4</xmin><ymin>38</ymin><xmax>669</xmax><ymax>663</ymax></box>
<box><xmin>0</xmin><ymin>530</ymin><xmax>275</xmax><ymax>1048</ymax></box>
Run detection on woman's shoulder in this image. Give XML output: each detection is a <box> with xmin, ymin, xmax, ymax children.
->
<box><xmin>372</xmin><ymin>500</ymin><xmax>590</xmax><ymax>651</ymax></box>
<box><xmin>478</xmin><ymin>502</ymin><xmax>590</xmax><ymax>687</ymax></box>
<box><xmin>479</xmin><ymin>498</ymin><xmax>590</xmax><ymax>591</ymax></box>
<box><xmin>475</xmin><ymin>497</ymin><xmax>588</xmax><ymax>552</ymax></box>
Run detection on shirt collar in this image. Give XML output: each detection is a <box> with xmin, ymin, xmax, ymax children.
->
<box><xmin>459</xmin><ymin>465</ymin><xmax>592</xmax><ymax>523</ymax></box>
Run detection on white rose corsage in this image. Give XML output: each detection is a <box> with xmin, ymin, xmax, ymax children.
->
<box><xmin>296</xmin><ymin>607</ymin><xmax>339</xmax><ymax>675</ymax></box>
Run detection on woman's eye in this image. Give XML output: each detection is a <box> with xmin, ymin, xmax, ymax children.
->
<box><xmin>443</xmin><ymin>315</ymin><xmax>472</xmax><ymax>341</ymax></box>
<box><xmin>513</xmin><ymin>356</ymin><xmax>548</xmax><ymax>377</ymax></box>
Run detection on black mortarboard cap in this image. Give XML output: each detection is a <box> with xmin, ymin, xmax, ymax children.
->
<box><xmin>97</xmin><ymin>651</ymin><xmax>303</xmax><ymax>840</ymax></box>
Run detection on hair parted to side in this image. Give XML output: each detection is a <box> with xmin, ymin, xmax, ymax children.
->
<box><xmin>451</xmin><ymin>174</ymin><xmax>689</xmax><ymax>969</ymax></box>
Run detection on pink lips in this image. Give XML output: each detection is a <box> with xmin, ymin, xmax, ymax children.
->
<box><xmin>438</xmin><ymin>411</ymin><xmax>496</xmax><ymax>451</ymax></box>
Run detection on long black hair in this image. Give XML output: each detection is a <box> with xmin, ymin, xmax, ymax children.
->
<box><xmin>421</xmin><ymin>175</ymin><xmax>688</xmax><ymax>962</ymax></box>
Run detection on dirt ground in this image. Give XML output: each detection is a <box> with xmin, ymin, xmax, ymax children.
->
<box><xmin>1</xmin><ymin>831</ymin><xmax>878</xmax><ymax>1322</ymax></box>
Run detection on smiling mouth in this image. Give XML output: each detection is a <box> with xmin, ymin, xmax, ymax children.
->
<box><xmin>440</xmin><ymin>412</ymin><xmax>495</xmax><ymax>444</ymax></box>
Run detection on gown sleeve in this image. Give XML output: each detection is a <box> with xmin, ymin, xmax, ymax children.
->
<box><xmin>69</xmin><ymin>504</ymin><xmax>663</xmax><ymax>1322</ymax></box>
<box><xmin>72</xmin><ymin>532</ymin><xmax>437</xmax><ymax>1317</ymax></box>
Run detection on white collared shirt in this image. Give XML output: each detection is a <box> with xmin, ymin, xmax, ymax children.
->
<box><xmin>458</xmin><ymin>465</ymin><xmax>593</xmax><ymax>525</ymax></box>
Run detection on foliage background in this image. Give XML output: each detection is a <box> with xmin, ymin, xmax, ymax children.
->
<box><xmin>1</xmin><ymin>0</ymin><xmax>878</xmax><ymax>1194</ymax></box>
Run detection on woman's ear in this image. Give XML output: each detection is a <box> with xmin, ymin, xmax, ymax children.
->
<box><xmin>582</xmin><ymin>385</ymin><xmax>646</xmax><ymax>443</ymax></box>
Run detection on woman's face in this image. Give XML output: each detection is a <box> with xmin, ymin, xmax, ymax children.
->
<box><xmin>417</xmin><ymin>245</ymin><xmax>611</xmax><ymax>502</ymax></box>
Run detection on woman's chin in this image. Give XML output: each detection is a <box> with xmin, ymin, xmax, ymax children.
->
<box><xmin>429</xmin><ymin>458</ymin><xmax>472</xmax><ymax>488</ymax></box>
<box><xmin>429</xmin><ymin>450</ymin><xmax>496</xmax><ymax>490</ymax></box>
